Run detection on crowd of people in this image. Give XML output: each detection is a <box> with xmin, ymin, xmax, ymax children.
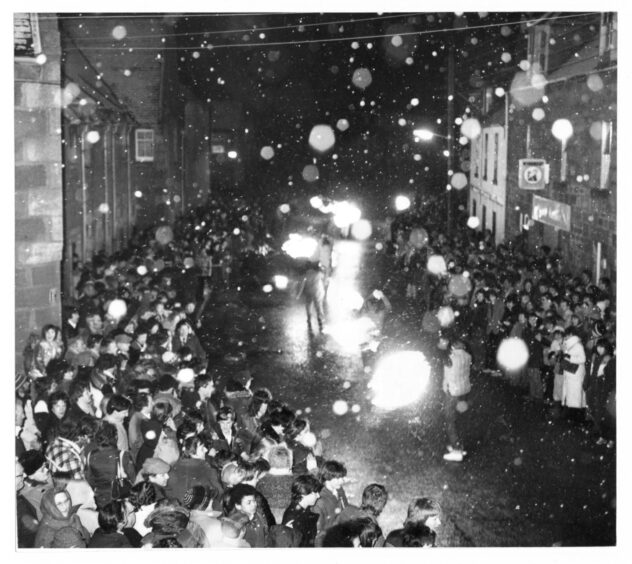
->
<box><xmin>383</xmin><ymin>218</ymin><xmax>616</xmax><ymax>461</ymax></box>
<box><xmin>15</xmin><ymin>194</ymin><xmax>445</xmax><ymax>549</ymax></box>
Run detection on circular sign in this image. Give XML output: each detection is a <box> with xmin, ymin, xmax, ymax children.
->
<box><xmin>524</xmin><ymin>165</ymin><xmax>543</xmax><ymax>184</ymax></box>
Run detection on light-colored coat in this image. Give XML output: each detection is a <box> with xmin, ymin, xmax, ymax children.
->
<box><xmin>562</xmin><ymin>335</ymin><xmax>586</xmax><ymax>408</ymax></box>
<box><xmin>443</xmin><ymin>348</ymin><xmax>472</xmax><ymax>397</ymax></box>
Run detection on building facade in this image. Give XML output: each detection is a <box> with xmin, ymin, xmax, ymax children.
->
<box><xmin>467</xmin><ymin>13</ymin><xmax>616</xmax><ymax>283</ymax></box>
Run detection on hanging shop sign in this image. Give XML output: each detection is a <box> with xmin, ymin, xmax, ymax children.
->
<box><xmin>532</xmin><ymin>195</ymin><xmax>571</xmax><ymax>231</ymax></box>
<box><xmin>518</xmin><ymin>158</ymin><xmax>549</xmax><ymax>190</ymax></box>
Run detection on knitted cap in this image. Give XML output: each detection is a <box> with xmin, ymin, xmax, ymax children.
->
<box><xmin>182</xmin><ymin>485</ymin><xmax>213</xmax><ymax>510</ymax></box>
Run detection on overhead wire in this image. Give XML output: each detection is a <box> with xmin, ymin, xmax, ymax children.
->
<box><xmin>63</xmin><ymin>12</ymin><xmax>599</xmax><ymax>51</ymax></box>
<box><xmin>68</xmin><ymin>12</ymin><xmax>426</xmax><ymax>41</ymax></box>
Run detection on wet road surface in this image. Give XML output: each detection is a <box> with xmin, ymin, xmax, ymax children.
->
<box><xmin>208</xmin><ymin>239</ymin><xmax>616</xmax><ymax>547</ymax></box>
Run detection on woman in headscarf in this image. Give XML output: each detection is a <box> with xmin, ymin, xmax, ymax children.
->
<box><xmin>34</xmin><ymin>486</ymin><xmax>90</xmax><ymax>548</ymax></box>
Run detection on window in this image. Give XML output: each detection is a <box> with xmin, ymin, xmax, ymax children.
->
<box><xmin>472</xmin><ymin>137</ymin><xmax>480</xmax><ymax>179</ymax></box>
<box><xmin>492</xmin><ymin>210</ymin><xmax>497</xmax><ymax>241</ymax></box>
<box><xmin>134</xmin><ymin>129</ymin><xmax>154</xmax><ymax>162</ymax></box>
<box><xmin>472</xmin><ymin>199</ymin><xmax>477</xmax><ymax>217</ymax></box>
<box><xmin>482</xmin><ymin>87</ymin><xmax>493</xmax><ymax>115</ymax></box>
<box><xmin>529</xmin><ymin>24</ymin><xmax>550</xmax><ymax>74</ymax></box>
<box><xmin>482</xmin><ymin>132</ymin><xmax>489</xmax><ymax>181</ymax></box>
<box><xmin>482</xmin><ymin>205</ymin><xmax>487</xmax><ymax>231</ymax></box>
<box><xmin>492</xmin><ymin>132</ymin><xmax>499</xmax><ymax>185</ymax></box>
<box><xmin>600</xmin><ymin>120</ymin><xmax>613</xmax><ymax>189</ymax></box>
<box><xmin>600</xmin><ymin>13</ymin><xmax>617</xmax><ymax>61</ymax></box>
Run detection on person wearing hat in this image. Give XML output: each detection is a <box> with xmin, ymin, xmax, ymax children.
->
<box><xmin>141</xmin><ymin>499</ymin><xmax>206</xmax><ymax>548</ymax></box>
<box><xmin>137</xmin><ymin>457</ymin><xmax>171</xmax><ymax>502</ymax></box>
<box><xmin>19</xmin><ymin>450</ymin><xmax>53</xmax><ymax>520</ymax></box>
<box><xmin>181</xmin><ymin>485</ymin><xmax>222</xmax><ymax>547</ymax></box>
<box><xmin>34</xmin><ymin>486</ymin><xmax>90</xmax><ymax>548</ymax></box>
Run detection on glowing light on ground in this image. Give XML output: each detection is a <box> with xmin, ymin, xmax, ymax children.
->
<box><xmin>308</xmin><ymin>124</ymin><xmax>336</xmax><ymax>153</ymax></box>
<box><xmin>350</xmin><ymin>219</ymin><xmax>372</xmax><ymax>240</ymax></box>
<box><xmin>369</xmin><ymin>351</ymin><xmax>431</xmax><ymax>409</ymax></box>
<box><xmin>262</xmin><ymin>284</ymin><xmax>273</xmax><ymax>293</ymax></box>
<box><xmin>98</xmin><ymin>203</ymin><xmax>109</xmax><ymax>214</ymax></box>
<box><xmin>273</xmin><ymin>275</ymin><xmax>289</xmax><ymax>290</ymax></box>
<box><xmin>137</xmin><ymin>265</ymin><xmax>148</xmax><ymax>276</ymax></box>
<box><xmin>107</xmin><ymin>299</ymin><xmax>127</xmax><ymax>320</ymax></box>
<box><xmin>155</xmin><ymin>226</ymin><xmax>173</xmax><ymax>245</ymax></box>
<box><xmin>532</xmin><ymin>108</ymin><xmax>545</xmax><ymax>121</ymax></box>
<box><xmin>552</xmin><ymin>119</ymin><xmax>573</xmax><ymax>141</ymax></box>
<box><xmin>281</xmin><ymin>234</ymin><xmax>318</xmax><ymax>259</ymax></box>
<box><xmin>279</xmin><ymin>203</ymin><xmax>290</xmax><ymax>214</ymax></box>
<box><xmin>112</xmin><ymin>25</ymin><xmax>127</xmax><ymax>40</ymax></box>
<box><xmin>497</xmin><ymin>337</ymin><xmax>529</xmax><ymax>371</ymax></box>
<box><xmin>395</xmin><ymin>195</ymin><xmax>411</xmax><ymax>211</ymax></box>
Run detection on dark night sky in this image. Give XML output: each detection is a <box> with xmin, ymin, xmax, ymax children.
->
<box><xmin>169</xmin><ymin>11</ymin><xmax>594</xmax><ymax>213</ymax></box>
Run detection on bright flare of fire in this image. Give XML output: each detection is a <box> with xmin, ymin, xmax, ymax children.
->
<box><xmin>281</xmin><ymin>234</ymin><xmax>318</xmax><ymax>259</ymax></box>
<box><xmin>332</xmin><ymin>201</ymin><xmax>362</xmax><ymax>228</ymax></box>
<box><xmin>496</xmin><ymin>337</ymin><xmax>529</xmax><ymax>371</ymax></box>
<box><xmin>273</xmin><ymin>275</ymin><xmax>289</xmax><ymax>290</ymax></box>
<box><xmin>369</xmin><ymin>351</ymin><xmax>431</xmax><ymax>409</ymax></box>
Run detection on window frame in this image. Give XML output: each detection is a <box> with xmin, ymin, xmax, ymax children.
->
<box><xmin>134</xmin><ymin>128</ymin><xmax>155</xmax><ymax>163</ymax></box>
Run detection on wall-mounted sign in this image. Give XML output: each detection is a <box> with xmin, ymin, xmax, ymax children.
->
<box><xmin>14</xmin><ymin>13</ymin><xmax>42</xmax><ymax>60</ymax></box>
<box><xmin>532</xmin><ymin>195</ymin><xmax>571</xmax><ymax>231</ymax></box>
<box><xmin>518</xmin><ymin>158</ymin><xmax>549</xmax><ymax>190</ymax></box>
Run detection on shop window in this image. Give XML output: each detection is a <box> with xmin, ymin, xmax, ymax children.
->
<box><xmin>529</xmin><ymin>24</ymin><xmax>550</xmax><ymax>74</ymax></box>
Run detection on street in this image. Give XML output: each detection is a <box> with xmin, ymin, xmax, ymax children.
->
<box><xmin>212</xmin><ymin>239</ymin><xmax>616</xmax><ymax>547</ymax></box>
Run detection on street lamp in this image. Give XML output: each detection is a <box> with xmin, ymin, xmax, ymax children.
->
<box><xmin>413</xmin><ymin>128</ymin><xmax>435</xmax><ymax>141</ymax></box>
<box><xmin>551</xmin><ymin>119</ymin><xmax>573</xmax><ymax>182</ymax></box>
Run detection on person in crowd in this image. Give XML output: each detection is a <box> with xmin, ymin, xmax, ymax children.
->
<box><xmin>585</xmin><ymin>338</ymin><xmax>615</xmax><ymax>444</ymax></box>
<box><xmin>34</xmin><ymin>486</ymin><xmax>90</xmax><ymax>548</ymax></box>
<box><xmin>322</xmin><ymin>517</ymin><xmax>383</xmax><ymax>547</ymax></box>
<box><xmin>16</xmin><ymin>459</ymin><xmax>39</xmax><ymax>548</ymax></box>
<box><xmin>103</xmin><ymin>394</ymin><xmax>132</xmax><ymax>452</ymax></box>
<box><xmin>46</xmin><ymin>417</ymin><xmax>94</xmax><ymax>480</ymax></box>
<box><xmin>561</xmin><ymin>327</ymin><xmax>588</xmax><ymax>423</ymax></box>
<box><xmin>34</xmin><ymin>324</ymin><xmax>64</xmax><ymax>377</ymax></box>
<box><xmin>386</xmin><ymin>497</ymin><xmax>443</xmax><ymax>547</ymax></box>
<box><xmin>297</xmin><ymin>261</ymin><xmax>326</xmax><ymax>333</ymax></box>
<box><xmin>182</xmin><ymin>485</ymin><xmax>222</xmax><ymax>547</ymax></box>
<box><xmin>215</xmin><ymin>515</ymin><xmax>251</xmax><ymax>548</ymax></box>
<box><xmin>166</xmin><ymin>434</ymin><xmax>215</xmax><ymax>504</ymax></box>
<box><xmin>67</xmin><ymin>377</ymin><xmax>96</xmax><ymax>422</ymax></box>
<box><xmin>225</xmin><ymin>483</ymin><xmax>269</xmax><ymax>548</ymax></box>
<box><xmin>85</xmin><ymin>420</ymin><xmax>136</xmax><ymax>508</ymax></box>
<box><xmin>401</xmin><ymin>523</ymin><xmax>437</xmax><ymax>547</ymax></box>
<box><xmin>257</xmin><ymin>445</ymin><xmax>295</xmax><ymax>523</ymax></box>
<box><xmin>87</xmin><ymin>500</ymin><xmax>133</xmax><ymax>548</ymax></box>
<box><xmin>128</xmin><ymin>481</ymin><xmax>158</xmax><ymax>538</ymax></box>
<box><xmin>137</xmin><ymin>458</ymin><xmax>171</xmax><ymax>502</ymax></box>
<box><xmin>18</xmin><ymin>450</ymin><xmax>53</xmax><ymax>521</ymax></box>
<box><xmin>136</xmin><ymin>401</ymin><xmax>177</xmax><ymax>470</ymax></box>
<box><xmin>128</xmin><ymin>392</ymin><xmax>153</xmax><ymax>460</ymax></box>
<box><xmin>441</xmin><ymin>339</ymin><xmax>472</xmax><ymax>462</ymax></box>
<box><xmin>333</xmin><ymin>483</ymin><xmax>388</xmax><ymax>544</ymax></box>
<box><xmin>282</xmin><ymin>474</ymin><xmax>322</xmax><ymax>547</ymax></box>
<box><xmin>313</xmin><ymin>460</ymin><xmax>349</xmax><ymax>546</ymax></box>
